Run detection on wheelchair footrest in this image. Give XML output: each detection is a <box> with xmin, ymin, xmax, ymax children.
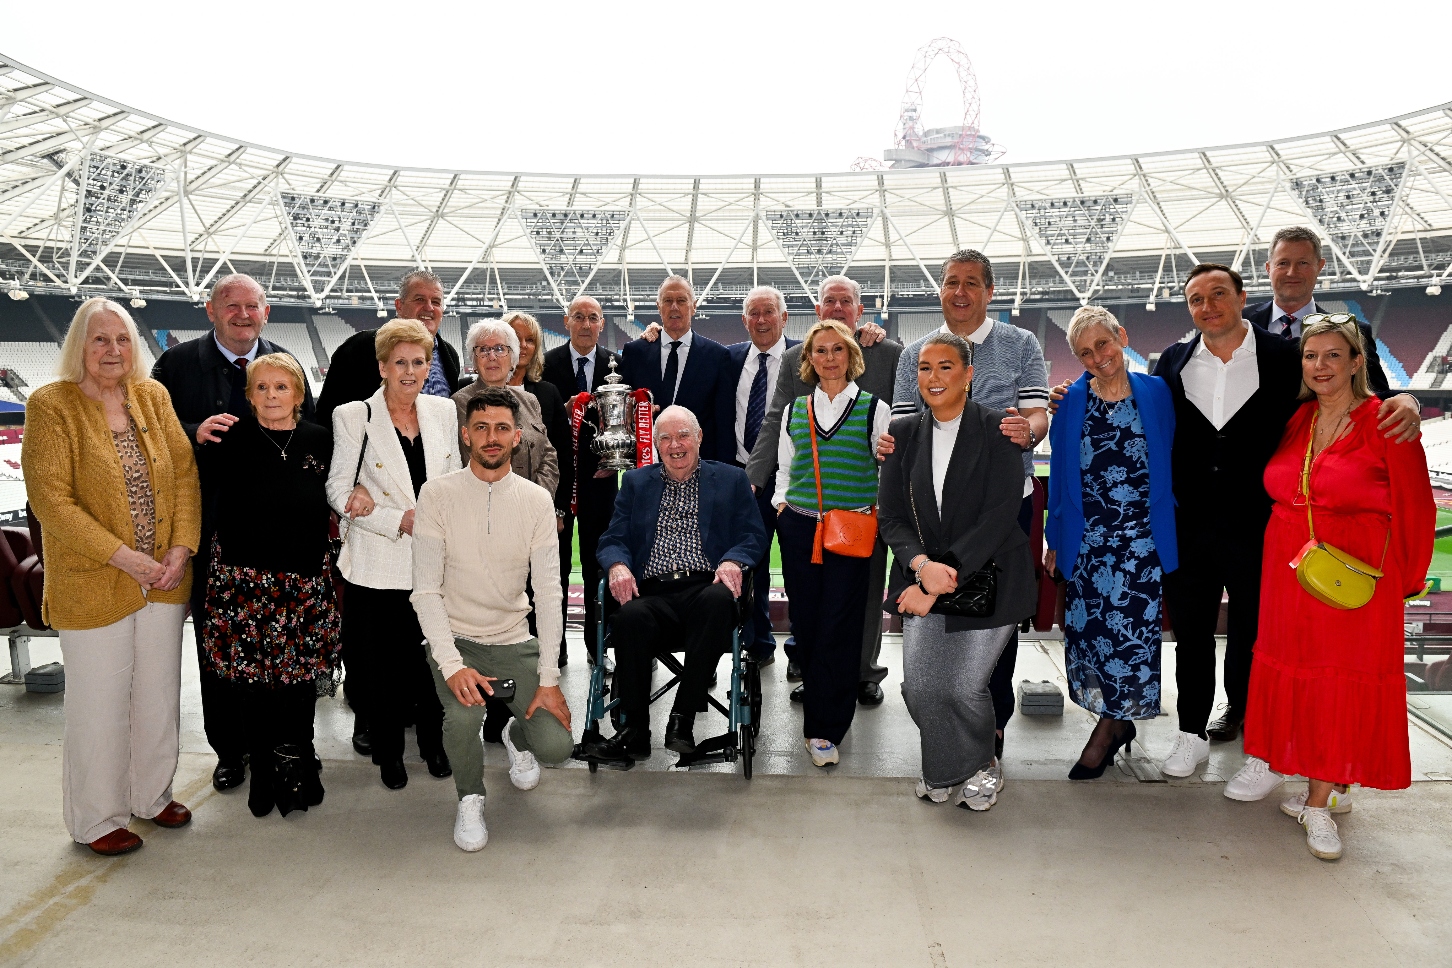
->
<box><xmin>571</xmin><ymin>734</ymin><xmax>636</xmax><ymax>771</ymax></box>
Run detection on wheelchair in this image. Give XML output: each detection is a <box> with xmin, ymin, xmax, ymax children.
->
<box><xmin>572</xmin><ymin>570</ymin><xmax>762</xmax><ymax>778</ymax></box>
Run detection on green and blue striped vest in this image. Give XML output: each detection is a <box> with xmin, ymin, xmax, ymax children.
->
<box><xmin>785</xmin><ymin>390</ymin><xmax>879</xmax><ymax>511</ymax></box>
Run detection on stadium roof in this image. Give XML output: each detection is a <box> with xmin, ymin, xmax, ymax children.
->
<box><xmin>2</xmin><ymin>52</ymin><xmax>1451</xmax><ymax>313</ymax></box>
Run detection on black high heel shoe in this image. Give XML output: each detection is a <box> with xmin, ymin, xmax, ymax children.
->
<box><xmin>1068</xmin><ymin>721</ymin><xmax>1137</xmax><ymax>781</ymax></box>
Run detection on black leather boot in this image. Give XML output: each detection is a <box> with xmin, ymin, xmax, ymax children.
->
<box><xmin>272</xmin><ymin>745</ymin><xmax>309</xmax><ymax>817</ymax></box>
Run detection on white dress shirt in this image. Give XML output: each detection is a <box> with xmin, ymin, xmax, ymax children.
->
<box><xmin>931</xmin><ymin>413</ymin><xmax>962</xmax><ymax>513</ymax></box>
<box><xmin>1182</xmin><ymin>320</ymin><xmax>1260</xmax><ymax>429</ymax></box>
<box><xmin>659</xmin><ymin>328</ymin><xmax>693</xmax><ymax>401</ymax></box>
<box><xmin>937</xmin><ymin>320</ymin><xmax>1033</xmax><ymax>497</ymax></box>
<box><xmin>771</xmin><ymin>381</ymin><xmax>893</xmax><ymax>508</ymax></box>
<box><xmin>1268</xmin><ymin>298</ymin><xmax>1316</xmax><ymax>338</ymax></box>
<box><xmin>734</xmin><ymin>336</ymin><xmax>787</xmax><ymax>462</ymax></box>
<box><xmin>213</xmin><ymin>332</ymin><xmax>259</xmax><ymax>365</ymax></box>
<box><xmin>569</xmin><ymin>343</ymin><xmax>596</xmax><ymax>389</ymax></box>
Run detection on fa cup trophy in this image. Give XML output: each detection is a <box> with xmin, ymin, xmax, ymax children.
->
<box><xmin>567</xmin><ymin>359</ymin><xmax>655</xmax><ymax>513</ymax></box>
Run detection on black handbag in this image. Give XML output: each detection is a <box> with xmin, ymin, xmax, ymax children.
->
<box><xmin>908</xmin><ymin>476</ymin><xmax>998</xmax><ymax>618</ymax></box>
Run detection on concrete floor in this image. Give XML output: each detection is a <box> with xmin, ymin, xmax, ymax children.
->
<box><xmin>4</xmin><ymin>626</ymin><xmax>1452</xmax><ymax>967</ymax></box>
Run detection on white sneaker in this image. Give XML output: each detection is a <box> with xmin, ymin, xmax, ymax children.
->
<box><xmin>806</xmin><ymin>738</ymin><xmax>839</xmax><ymax>767</ymax></box>
<box><xmin>1281</xmin><ymin>787</ymin><xmax>1353</xmax><ymax>818</ymax></box>
<box><xmin>1160</xmin><ymin>731</ymin><xmax>1210</xmax><ymax>778</ymax></box>
<box><xmin>1299</xmin><ymin>806</ymin><xmax>1343</xmax><ymax>860</ymax></box>
<box><xmin>956</xmin><ymin>760</ymin><xmax>1002</xmax><ymax>812</ymax></box>
<box><xmin>453</xmin><ymin>794</ymin><xmax>488</xmax><ymax>852</ymax></box>
<box><xmin>1224</xmin><ymin>756</ymin><xmax>1283</xmax><ymax>801</ymax></box>
<box><xmin>915</xmin><ymin>778</ymin><xmax>950</xmax><ymax>803</ymax></box>
<box><xmin>502</xmin><ymin>719</ymin><xmax>541</xmax><ymax>791</ymax></box>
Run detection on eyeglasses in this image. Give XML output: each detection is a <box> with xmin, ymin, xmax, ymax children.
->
<box><xmin>1301</xmin><ymin>312</ymin><xmax>1359</xmax><ymax>326</ymax></box>
<box><xmin>655</xmin><ymin>431</ymin><xmax>697</xmax><ymax>445</ymax></box>
<box><xmin>473</xmin><ymin>344</ymin><xmax>511</xmax><ymax>358</ymax></box>
<box><xmin>570</xmin><ymin>313</ymin><xmax>604</xmax><ymax>325</ymax></box>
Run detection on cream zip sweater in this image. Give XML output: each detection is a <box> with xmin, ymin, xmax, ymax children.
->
<box><xmin>410</xmin><ymin>467</ymin><xmax>563</xmax><ymax>686</ymax></box>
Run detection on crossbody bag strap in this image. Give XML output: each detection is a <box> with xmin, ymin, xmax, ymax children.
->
<box><xmin>340</xmin><ymin>402</ymin><xmax>372</xmax><ymax>542</ymax></box>
<box><xmin>1302</xmin><ymin>408</ymin><xmax>1391</xmax><ymax>569</ymax></box>
<box><xmin>807</xmin><ymin>394</ymin><xmax>825</xmax><ymax>519</ymax></box>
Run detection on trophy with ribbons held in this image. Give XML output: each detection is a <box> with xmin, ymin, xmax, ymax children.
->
<box><xmin>567</xmin><ymin>359</ymin><xmax>654</xmax><ymax>514</ymax></box>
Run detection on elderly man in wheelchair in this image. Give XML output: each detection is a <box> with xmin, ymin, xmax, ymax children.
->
<box><xmin>585</xmin><ymin>406</ymin><xmax>766</xmax><ymax>767</ymax></box>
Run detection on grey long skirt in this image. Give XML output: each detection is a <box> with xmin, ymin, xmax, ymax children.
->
<box><xmin>900</xmin><ymin>614</ymin><xmax>1015</xmax><ymax>788</ymax></box>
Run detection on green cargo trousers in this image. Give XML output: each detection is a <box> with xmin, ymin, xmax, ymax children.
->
<box><xmin>426</xmin><ymin>637</ymin><xmax>574</xmax><ymax>800</ymax></box>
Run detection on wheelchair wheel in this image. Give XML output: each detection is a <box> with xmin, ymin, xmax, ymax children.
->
<box><xmin>747</xmin><ymin>659</ymin><xmax>763</xmax><ymax>738</ymax></box>
<box><xmin>739</xmin><ymin>724</ymin><xmax>754</xmax><ymax>779</ymax></box>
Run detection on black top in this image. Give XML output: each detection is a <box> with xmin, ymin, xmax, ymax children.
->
<box><xmin>397</xmin><ymin>429</ymin><xmax>426</xmax><ymax>498</ymax></box>
<box><xmin>877</xmin><ymin>404</ymin><xmax>1037</xmax><ymax>632</ymax></box>
<box><xmin>316</xmin><ymin>328</ymin><xmax>461</xmax><ymax>429</ymax></box>
<box><xmin>524</xmin><ymin>378</ymin><xmax>571</xmax><ymax>513</ymax></box>
<box><xmin>203</xmin><ymin>419</ymin><xmax>333</xmax><ymax>576</ymax></box>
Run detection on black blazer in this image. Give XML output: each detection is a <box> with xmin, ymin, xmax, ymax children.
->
<box><xmin>151</xmin><ymin>331</ymin><xmax>318</xmax><ymax>443</ymax></box>
<box><xmin>541</xmin><ymin>342</ymin><xmax>620</xmax><ymax>490</ymax></box>
<box><xmin>523</xmin><ymin>377</ymin><xmax>570</xmax><ymax>514</ymax></box>
<box><xmin>315</xmin><ymin>328</ymin><xmax>460</xmax><ymax>429</ymax></box>
<box><xmin>877</xmin><ymin>404</ymin><xmax>1036</xmax><ymax>632</ymax></box>
<box><xmin>618</xmin><ymin>331</ymin><xmax>731</xmax><ymax>462</ymax></box>
<box><xmin>715</xmin><ymin>338</ymin><xmax>802</xmax><ymax>464</ymax></box>
<box><xmin>1245</xmin><ymin>300</ymin><xmax>1390</xmax><ymax>396</ymax></box>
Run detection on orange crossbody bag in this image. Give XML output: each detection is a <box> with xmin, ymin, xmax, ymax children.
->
<box><xmin>806</xmin><ymin>394</ymin><xmax>878</xmax><ymax>564</ymax></box>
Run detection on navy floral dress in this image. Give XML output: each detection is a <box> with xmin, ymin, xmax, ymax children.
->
<box><xmin>1062</xmin><ymin>392</ymin><xmax>1162</xmax><ymax>720</ymax></box>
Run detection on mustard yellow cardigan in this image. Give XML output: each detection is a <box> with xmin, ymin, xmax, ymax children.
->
<box><xmin>21</xmin><ymin>379</ymin><xmax>202</xmax><ymax>630</ymax></box>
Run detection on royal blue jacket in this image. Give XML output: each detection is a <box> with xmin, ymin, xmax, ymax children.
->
<box><xmin>1045</xmin><ymin>371</ymin><xmax>1178</xmax><ymax>579</ymax></box>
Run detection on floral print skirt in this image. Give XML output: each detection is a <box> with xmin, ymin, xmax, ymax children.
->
<box><xmin>203</xmin><ymin>542</ymin><xmax>342</xmax><ymax>693</ymax></box>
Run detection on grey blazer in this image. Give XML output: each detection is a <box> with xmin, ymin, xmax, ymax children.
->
<box><xmin>876</xmin><ymin>404</ymin><xmax>1036</xmax><ymax>632</ymax></box>
<box><xmin>745</xmin><ymin>336</ymin><xmax>901</xmax><ymax>490</ymax></box>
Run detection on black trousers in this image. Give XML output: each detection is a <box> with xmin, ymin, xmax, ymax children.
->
<box><xmin>744</xmin><ymin>477</ymin><xmax>785</xmax><ymax>660</ymax></box>
<box><xmin>240</xmin><ymin>680</ymin><xmax>316</xmax><ymax>770</ymax></box>
<box><xmin>986</xmin><ymin>494</ymin><xmax>1036</xmax><ymax>731</ymax></box>
<box><xmin>191</xmin><ymin>539</ymin><xmax>247</xmax><ymax>764</ymax></box>
<box><xmin>1164</xmin><ymin>527</ymin><xmax>1263</xmax><ymax>735</ymax></box>
<box><xmin>779</xmin><ymin>508</ymin><xmax>870</xmax><ymax>746</ymax></box>
<box><xmin>560</xmin><ymin>477</ymin><xmax>617</xmax><ymax>658</ymax></box>
<box><xmin>340</xmin><ymin>582</ymin><xmax>443</xmax><ymax>761</ymax></box>
<box><xmin>610</xmin><ymin>575</ymin><xmax>737</xmax><ymax>731</ymax></box>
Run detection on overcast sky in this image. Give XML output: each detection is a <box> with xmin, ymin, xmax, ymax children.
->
<box><xmin>6</xmin><ymin>0</ymin><xmax>1448</xmax><ymax>175</ymax></box>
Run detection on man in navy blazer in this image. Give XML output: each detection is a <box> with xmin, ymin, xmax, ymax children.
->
<box><xmin>717</xmin><ymin>285</ymin><xmax>801</xmax><ymax>665</ymax></box>
<box><xmin>590</xmin><ymin>406</ymin><xmax>766</xmax><ymax>763</ymax></box>
<box><xmin>618</xmin><ymin>275</ymin><xmax>731</xmax><ymax>461</ymax></box>
<box><xmin>1244</xmin><ymin>226</ymin><xmax>1390</xmax><ymax>395</ymax></box>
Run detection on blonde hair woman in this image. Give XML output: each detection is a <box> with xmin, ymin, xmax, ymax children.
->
<box><xmin>23</xmin><ymin>297</ymin><xmax>201</xmax><ymax>856</ymax></box>
<box><xmin>328</xmin><ymin>319</ymin><xmax>460</xmax><ymax>790</ymax></box>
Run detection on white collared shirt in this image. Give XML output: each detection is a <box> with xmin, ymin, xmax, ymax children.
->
<box><xmin>569</xmin><ymin>343</ymin><xmax>596</xmax><ymax>390</ymax></box>
<box><xmin>1182</xmin><ymin>319</ymin><xmax>1260</xmax><ymax>429</ymax></box>
<box><xmin>659</xmin><ymin>328</ymin><xmax>694</xmax><ymax>400</ymax></box>
<box><xmin>734</xmin><ymin>336</ymin><xmax>787</xmax><ymax>462</ymax></box>
<box><xmin>771</xmin><ymin>381</ymin><xmax>892</xmax><ymax>508</ymax></box>
<box><xmin>213</xmin><ymin>332</ymin><xmax>259</xmax><ymax>365</ymax></box>
<box><xmin>1268</xmin><ymin>298</ymin><xmax>1316</xmax><ymax>338</ymax></box>
<box><xmin>931</xmin><ymin>412</ymin><xmax>962</xmax><ymax>513</ymax></box>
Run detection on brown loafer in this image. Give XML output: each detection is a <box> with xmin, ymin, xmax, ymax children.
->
<box><xmin>88</xmin><ymin>829</ymin><xmax>143</xmax><ymax>856</ymax></box>
<box><xmin>150</xmin><ymin>801</ymin><xmax>192</xmax><ymax>829</ymax></box>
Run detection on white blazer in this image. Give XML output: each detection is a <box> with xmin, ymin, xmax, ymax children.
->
<box><xmin>328</xmin><ymin>388</ymin><xmax>460</xmax><ymax>590</ymax></box>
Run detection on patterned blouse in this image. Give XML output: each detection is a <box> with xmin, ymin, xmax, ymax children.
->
<box><xmin>112</xmin><ymin>418</ymin><xmax>156</xmax><ymax>558</ymax></box>
<box><xmin>642</xmin><ymin>464</ymin><xmax>712</xmax><ymax>579</ymax></box>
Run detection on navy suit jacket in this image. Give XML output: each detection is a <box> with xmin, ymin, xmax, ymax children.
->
<box><xmin>618</xmin><ymin>332</ymin><xmax>731</xmax><ymax>461</ymax></box>
<box><xmin>717</xmin><ymin>339</ymin><xmax>802</xmax><ymax>464</ymax></box>
<box><xmin>596</xmin><ymin>460</ymin><xmax>766</xmax><ymax>579</ymax></box>
<box><xmin>1045</xmin><ymin>371</ymin><xmax>1178</xmax><ymax>580</ymax></box>
<box><xmin>1244</xmin><ymin>300</ymin><xmax>1390</xmax><ymax>396</ymax></box>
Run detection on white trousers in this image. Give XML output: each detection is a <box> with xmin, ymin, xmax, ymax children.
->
<box><xmin>59</xmin><ymin>601</ymin><xmax>187</xmax><ymax>843</ymax></box>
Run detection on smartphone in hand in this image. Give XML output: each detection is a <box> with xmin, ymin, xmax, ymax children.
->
<box><xmin>484</xmin><ymin>678</ymin><xmax>516</xmax><ymax>703</ymax></box>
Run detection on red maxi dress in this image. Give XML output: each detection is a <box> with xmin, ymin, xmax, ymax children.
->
<box><xmin>1243</xmin><ymin>397</ymin><xmax>1434</xmax><ymax>790</ymax></box>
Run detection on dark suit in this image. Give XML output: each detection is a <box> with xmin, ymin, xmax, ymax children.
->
<box><xmin>1152</xmin><ymin>324</ymin><xmax>1303</xmax><ymax>734</ymax></box>
<box><xmin>316</xmin><ymin>328</ymin><xmax>460</xmax><ymax>429</ymax></box>
<box><xmin>150</xmin><ymin>330</ymin><xmax>317</xmax><ymax>766</ymax></box>
<box><xmin>744</xmin><ymin>334</ymin><xmax>902</xmax><ymax>686</ymax></box>
<box><xmin>596</xmin><ymin>460</ymin><xmax>766</xmax><ymax>731</ymax></box>
<box><xmin>618</xmin><ymin>331</ymin><xmax>731</xmax><ymax>461</ymax></box>
<box><xmin>1245</xmin><ymin>300</ymin><xmax>1390</xmax><ymax>396</ymax></box>
<box><xmin>542</xmin><ymin>343</ymin><xmax>620</xmax><ymax>658</ymax></box>
<box><xmin>719</xmin><ymin>338</ymin><xmax>800</xmax><ymax>659</ymax></box>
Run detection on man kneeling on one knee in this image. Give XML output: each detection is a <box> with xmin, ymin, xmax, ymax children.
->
<box><xmin>411</xmin><ymin>386</ymin><xmax>573</xmax><ymax>852</ymax></box>
<box><xmin>590</xmin><ymin>405</ymin><xmax>766</xmax><ymax>763</ymax></box>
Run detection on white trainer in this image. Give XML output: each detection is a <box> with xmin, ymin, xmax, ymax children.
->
<box><xmin>1224</xmin><ymin>756</ymin><xmax>1283</xmax><ymax>801</ymax></box>
<box><xmin>807</xmin><ymin>738</ymin><xmax>839</xmax><ymax>767</ymax></box>
<box><xmin>502</xmin><ymin>719</ymin><xmax>541</xmax><ymax>791</ymax></box>
<box><xmin>453</xmin><ymin>794</ymin><xmax>488</xmax><ymax>852</ymax></box>
<box><xmin>1160</xmin><ymin>731</ymin><xmax>1210</xmax><ymax>778</ymax></box>
<box><xmin>1281</xmin><ymin>787</ymin><xmax>1353</xmax><ymax>818</ymax></box>
<box><xmin>1299</xmin><ymin>806</ymin><xmax>1343</xmax><ymax>860</ymax></box>
<box><xmin>915</xmin><ymin>778</ymin><xmax>950</xmax><ymax>803</ymax></box>
<box><xmin>956</xmin><ymin>760</ymin><xmax>1002</xmax><ymax>812</ymax></box>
